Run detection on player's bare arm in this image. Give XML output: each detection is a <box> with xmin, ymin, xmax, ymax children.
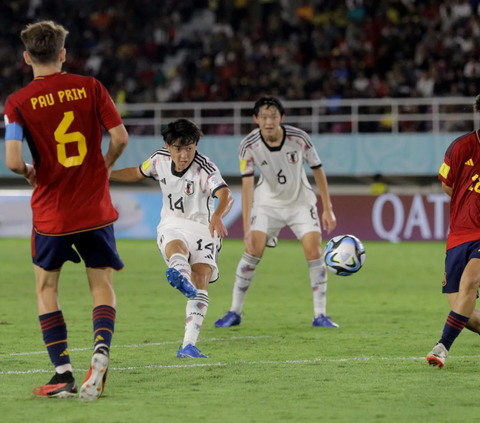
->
<box><xmin>240</xmin><ymin>175</ymin><xmax>255</xmax><ymax>253</ymax></box>
<box><xmin>104</xmin><ymin>124</ymin><xmax>129</xmax><ymax>175</ymax></box>
<box><xmin>5</xmin><ymin>140</ymin><xmax>36</xmax><ymax>186</ymax></box>
<box><xmin>110</xmin><ymin>166</ymin><xmax>145</xmax><ymax>182</ymax></box>
<box><xmin>312</xmin><ymin>167</ymin><xmax>336</xmax><ymax>234</ymax></box>
<box><xmin>442</xmin><ymin>182</ymin><xmax>453</xmax><ymax>197</ymax></box>
<box><xmin>209</xmin><ymin>187</ymin><xmax>234</xmax><ymax>238</ymax></box>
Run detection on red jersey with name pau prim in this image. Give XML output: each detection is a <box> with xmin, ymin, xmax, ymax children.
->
<box><xmin>439</xmin><ymin>130</ymin><xmax>480</xmax><ymax>250</ymax></box>
<box><xmin>3</xmin><ymin>72</ymin><xmax>122</xmax><ymax>235</ymax></box>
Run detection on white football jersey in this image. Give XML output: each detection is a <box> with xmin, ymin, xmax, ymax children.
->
<box><xmin>140</xmin><ymin>148</ymin><xmax>228</xmax><ymax>227</ymax></box>
<box><xmin>239</xmin><ymin>125</ymin><xmax>322</xmax><ymax>207</ymax></box>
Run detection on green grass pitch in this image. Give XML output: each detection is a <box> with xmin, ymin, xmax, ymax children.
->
<box><xmin>1</xmin><ymin>238</ymin><xmax>480</xmax><ymax>423</ymax></box>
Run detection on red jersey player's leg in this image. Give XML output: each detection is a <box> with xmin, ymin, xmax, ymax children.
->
<box><xmin>427</xmin><ymin>241</ymin><xmax>480</xmax><ymax>368</ymax></box>
<box><xmin>32</xmin><ymin>233</ymin><xmax>80</xmax><ymax>398</ymax></box>
<box><xmin>73</xmin><ymin>226</ymin><xmax>123</xmax><ymax>401</ymax></box>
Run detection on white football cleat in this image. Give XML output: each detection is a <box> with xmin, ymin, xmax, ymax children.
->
<box><xmin>79</xmin><ymin>349</ymin><xmax>109</xmax><ymax>401</ymax></box>
<box><xmin>426</xmin><ymin>343</ymin><xmax>448</xmax><ymax>369</ymax></box>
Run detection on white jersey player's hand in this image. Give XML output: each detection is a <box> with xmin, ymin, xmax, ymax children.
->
<box><xmin>213</xmin><ymin>230</ymin><xmax>221</xmax><ymax>251</ymax></box>
<box><xmin>322</xmin><ymin>209</ymin><xmax>337</xmax><ymax>235</ymax></box>
<box><xmin>209</xmin><ymin>213</ymin><xmax>228</xmax><ymax>238</ymax></box>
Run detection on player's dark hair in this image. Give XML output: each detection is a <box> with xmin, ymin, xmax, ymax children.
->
<box><xmin>475</xmin><ymin>94</ymin><xmax>480</xmax><ymax>113</ymax></box>
<box><xmin>161</xmin><ymin>119</ymin><xmax>203</xmax><ymax>146</ymax></box>
<box><xmin>20</xmin><ymin>21</ymin><xmax>68</xmax><ymax>65</ymax></box>
<box><xmin>253</xmin><ymin>96</ymin><xmax>285</xmax><ymax>116</ymax></box>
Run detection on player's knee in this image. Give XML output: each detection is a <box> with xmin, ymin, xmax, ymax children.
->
<box><xmin>35</xmin><ymin>280</ymin><xmax>57</xmax><ymax>296</ymax></box>
<box><xmin>461</xmin><ymin>274</ymin><xmax>480</xmax><ymax>291</ymax></box>
<box><xmin>249</xmin><ymin>232</ymin><xmax>267</xmax><ymax>258</ymax></box>
<box><xmin>87</xmin><ymin>268</ymin><xmax>114</xmax><ymax>287</ymax></box>
<box><xmin>249</xmin><ymin>242</ymin><xmax>266</xmax><ymax>259</ymax></box>
<box><xmin>304</xmin><ymin>245</ymin><xmax>322</xmax><ymax>261</ymax></box>
<box><xmin>301</xmin><ymin>233</ymin><xmax>322</xmax><ymax>261</ymax></box>
<box><xmin>91</xmin><ymin>279</ymin><xmax>114</xmax><ymax>293</ymax></box>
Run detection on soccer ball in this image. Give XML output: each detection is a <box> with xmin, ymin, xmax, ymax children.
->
<box><xmin>324</xmin><ymin>235</ymin><xmax>366</xmax><ymax>276</ymax></box>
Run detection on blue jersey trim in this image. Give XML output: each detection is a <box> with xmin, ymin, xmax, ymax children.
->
<box><xmin>5</xmin><ymin>122</ymin><xmax>24</xmax><ymax>141</ymax></box>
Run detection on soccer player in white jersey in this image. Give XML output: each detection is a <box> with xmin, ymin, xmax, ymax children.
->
<box><xmin>215</xmin><ymin>97</ymin><xmax>338</xmax><ymax>328</ymax></box>
<box><xmin>110</xmin><ymin>119</ymin><xmax>234</xmax><ymax>358</ymax></box>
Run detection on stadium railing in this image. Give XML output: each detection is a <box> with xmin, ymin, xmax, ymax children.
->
<box><xmin>1</xmin><ymin>97</ymin><xmax>478</xmax><ymax>135</ymax></box>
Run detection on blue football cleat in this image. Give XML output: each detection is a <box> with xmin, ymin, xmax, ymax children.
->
<box><xmin>166</xmin><ymin>268</ymin><xmax>198</xmax><ymax>299</ymax></box>
<box><xmin>177</xmin><ymin>344</ymin><xmax>208</xmax><ymax>358</ymax></box>
<box><xmin>312</xmin><ymin>315</ymin><xmax>339</xmax><ymax>328</ymax></box>
<box><xmin>214</xmin><ymin>311</ymin><xmax>242</xmax><ymax>328</ymax></box>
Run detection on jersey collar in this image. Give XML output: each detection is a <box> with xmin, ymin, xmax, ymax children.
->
<box><xmin>34</xmin><ymin>71</ymin><xmax>68</xmax><ymax>81</ymax></box>
<box><xmin>260</xmin><ymin>126</ymin><xmax>286</xmax><ymax>152</ymax></box>
<box><xmin>170</xmin><ymin>153</ymin><xmax>196</xmax><ymax>178</ymax></box>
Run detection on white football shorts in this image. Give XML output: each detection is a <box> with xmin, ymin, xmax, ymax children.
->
<box><xmin>157</xmin><ymin>219</ymin><xmax>220</xmax><ymax>282</ymax></box>
<box><xmin>250</xmin><ymin>203</ymin><xmax>321</xmax><ymax>246</ymax></box>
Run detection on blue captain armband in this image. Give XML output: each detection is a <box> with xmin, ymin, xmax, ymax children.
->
<box><xmin>5</xmin><ymin>122</ymin><xmax>24</xmax><ymax>141</ymax></box>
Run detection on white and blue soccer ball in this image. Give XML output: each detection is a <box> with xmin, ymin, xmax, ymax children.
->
<box><xmin>324</xmin><ymin>235</ymin><xmax>366</xmax><ymax>276</ymax></box>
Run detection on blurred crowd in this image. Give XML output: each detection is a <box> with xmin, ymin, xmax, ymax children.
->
<box><xmin>2</xmin><ymin>0</ymin><xmax>480</xmax><ymax>133</ymax></box>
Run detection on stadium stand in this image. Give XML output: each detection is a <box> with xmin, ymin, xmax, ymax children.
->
<box><xmin>2</xmin><ymin>0</ymin><xmax>480</xmax><ymax>135</ymax></box>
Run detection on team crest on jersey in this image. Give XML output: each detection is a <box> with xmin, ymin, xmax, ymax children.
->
<box><xmin>185</xmin><ymin>179</ymin><xmax>195</xmax><ymax>195</ymax></box>
<box><xmin>287</xmin><ymin>151</ymin><xmax>298</xmax><ymax>164</ymax></box>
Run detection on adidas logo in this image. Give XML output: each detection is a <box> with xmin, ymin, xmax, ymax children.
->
<box><xmin>204</xmin><ymin>254</ymin><xmax>213</xmax><ymax>260</ymax></box>
<box><xmin>160</xmin><ymin>178</ymin><xmax>166</xmax><ymax>184</ymax></box>
<box><xmin>95</xmin><ymin>335</ymin><xmax>105</xmax><ymax>343</ymax></box>
<box><xmin>465</xmin><ymin>159</ymin><xmax>474</xmax><ymax>166</ymax></box>
<box><xmin>261</xmin><ymin>160</ymin><xmax>268</xmax><ymax>166</ymax></box>
<box><xmin>60</xmin><ymin>348</ymin><xmax>70</xmax><ymax>357</ymax></box>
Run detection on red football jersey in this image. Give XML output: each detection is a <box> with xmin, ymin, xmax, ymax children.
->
<box><xmin>439</xmin><ymin>130</ymin><xmax>480</xmax><ymax>250</ymax></box>
<box><xmin>4</xmin><ymin>72</ymin><xmax>122</xmax><ymax>234</ymax></box>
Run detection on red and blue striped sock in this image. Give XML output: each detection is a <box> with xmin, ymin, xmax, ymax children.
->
<box><xmin>93</xmin><ymin>305</ymin><xmax>116</xmax><ymax>351</ymax></box>
<box><xmin>439</xmin><ymin>310</ymin><xmax>469</xmax><ymax>350</ymax></box>
<box><xmin>39</xmin><ymin>310</ymin><xmax>70</xmax><ymax>368</ymax></box>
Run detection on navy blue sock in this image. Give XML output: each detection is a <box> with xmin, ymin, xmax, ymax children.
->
<box><xmin>39</xmin><ymin>310</ymin><xmax>70</xmax><ymax>367</ymax></box>
<box><xmin>93</xmin><ymin>305</ymin><xmax>116</xmax><ymax>351</ymax></box>
<box><xmin>439</xmin><ymin>311</ymin><xmax>469</xmax><ymax>350</ymax></box>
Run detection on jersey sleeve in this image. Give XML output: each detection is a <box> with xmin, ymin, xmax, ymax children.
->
<box><xmin>3</xmin><ymin>97</ymin><xmax>24</xmax><ymax>141</ymax></box>
<box><xmin>239</xmin><ymin>141</ymin><xmax>255</xmax><ymax>177</ymax></box>
<box><xmin>94</xmin><ymin>79</ymin><xmax>123</xmax><ymax>131</ymax></box>
<box><xmin>205</xmin><ymin>162</ymin><xmax>228</xmax><ymax>197</ymax></box>
<box><xmin>439</xmin><ymin>139</ymin><xmax>465</xmax><ymax>187</ymax></box>
<box><xmin>303</xmin><ymin>134</ymin><xmax>322</xmax><ymax>169</ymax></box>
<box><xmin>438</xmin><ymin>155</ymin><xmax>453</xmax><ymax>187</ymax></box>
<box><xmin>139</xmin><ymin>155</ymin><xmax>159</xmax><ymax>180</ymax></box>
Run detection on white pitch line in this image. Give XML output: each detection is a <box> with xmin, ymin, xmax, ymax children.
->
<box><xmin>0</xmin><ymin>335</ymin><xmax>273</xmax><ymax>358</ymax></box>
<box><xmin>1</xmin><ymin>330</ymin><xmax>436</xmax><ymax>358</ymax></box>
<box><xmin>3</xmin><ymin>354</ymin><xmax>480</xmax><ymax>376</ymax></box>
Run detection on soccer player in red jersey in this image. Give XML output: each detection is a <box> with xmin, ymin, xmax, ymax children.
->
<box><xmin>427</xmin><ymin>97</ymin><xmax>480</xmax><ymax>368</ymax></box>
<box><xmin>4</xmin><ymin>21</ymin><xmax>128</xmax><ymax>399</ymax></box>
